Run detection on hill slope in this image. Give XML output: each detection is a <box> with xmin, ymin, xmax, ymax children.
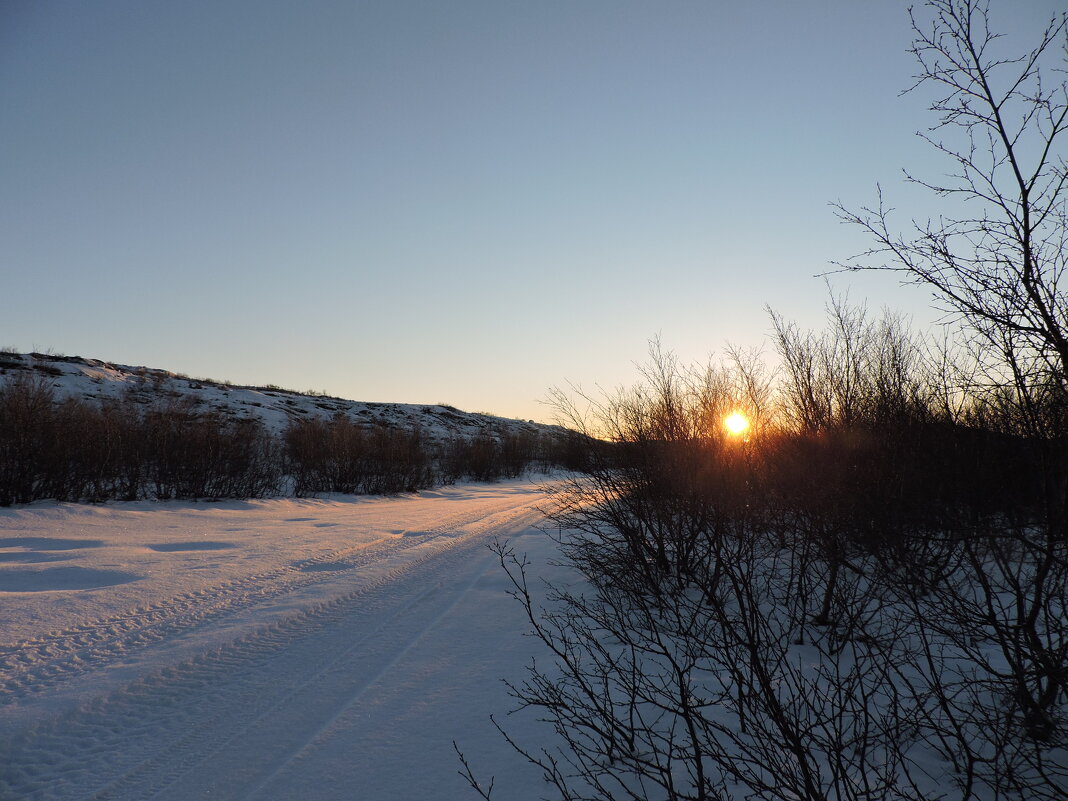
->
<box><xmin>0</xmin><ymin>351</ymin><xmax>564</xmax><ymax>443</ymax></box>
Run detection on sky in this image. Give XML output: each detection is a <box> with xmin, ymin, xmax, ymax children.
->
<box><xmin>1</xmin><ymin>0</ymin><xmax>1064</xmax><ymax>422</ymax></box>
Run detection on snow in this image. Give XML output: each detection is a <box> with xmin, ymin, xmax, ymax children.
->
<box><xmin>0</xmin><ymin>479</ymin><xmax>560</xmax><ymax>800</ymax></box>
<box><xmin>0</xmin><ymin>352</ymin><xmax>563</xmax><ymax>441</ymax></box>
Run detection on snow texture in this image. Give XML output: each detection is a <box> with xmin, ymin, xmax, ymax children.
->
<box><xmin>0</xmin><ymin>479</ymin><xmax>557</xmax><ymax>800</ymax></box>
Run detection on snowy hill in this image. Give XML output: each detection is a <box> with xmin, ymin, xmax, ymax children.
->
<box><xmin>0</xmin><ymin>351</ymin><xmax>565</xmax><ymax>443</ymax></box>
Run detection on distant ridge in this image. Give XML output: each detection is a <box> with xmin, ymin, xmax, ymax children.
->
<box><xmin>0</xmin><ymin>351</ymin><xmax>567</xmax><ymax>443</ymax></box>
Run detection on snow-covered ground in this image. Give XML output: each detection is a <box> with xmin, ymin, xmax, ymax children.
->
<box><xmin>0</xmin><ymin>479</ymin><xmax>560</xmax><ymax>801</ymax></box>
<box><xmin>0</xmin><ymin>352</ymin><xmax>564</xmax><ymax>442</ymax></box>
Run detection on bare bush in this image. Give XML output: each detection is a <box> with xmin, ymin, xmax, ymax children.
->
<box><xmin>284</xmin><ymin>414</ymin><xmax>434</xmax><ymax>496</ymax></box>
<box><xmin>466</xmin><ymin>312</ymin><xmax>1065</xmax><ymax>799</ymax></box>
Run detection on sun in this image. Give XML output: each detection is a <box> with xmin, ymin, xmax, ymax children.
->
<box><xmin>724</xmin><ymin>411</ymin><xmax>750</xmax><ymax>436</ymax></box>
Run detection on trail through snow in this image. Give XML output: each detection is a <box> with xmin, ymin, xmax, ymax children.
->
<box><xmin>0</xmin><ymin>480</ymin><xmax>556</xmax><ymax>801</ymax></box>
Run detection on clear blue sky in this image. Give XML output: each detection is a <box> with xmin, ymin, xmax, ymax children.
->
<box><xmin>1</xmin><ymin>1</ymin><xmax>1062</xmax><ymax>421</ymax></box>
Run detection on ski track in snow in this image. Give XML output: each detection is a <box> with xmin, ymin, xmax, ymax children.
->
<box><xmin>0</xmin><ymin>499</ymin><xmax>532</xmax><ymax>701</ymax></box>
<box><xmin>0</xmin><ymin>483</ymin><xmax>553</xmax><ymax>801</ymax></box>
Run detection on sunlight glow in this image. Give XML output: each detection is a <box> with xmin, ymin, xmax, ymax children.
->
<box><xmin>724</xmin><ymin>412</ymin><xmax>750</xmax><ymax>436</ymax></box>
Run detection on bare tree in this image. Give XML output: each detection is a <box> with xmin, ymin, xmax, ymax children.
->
<box><xmin>543</xmin><ymin>341</ymin><xmax>768</xmax><ymax>593</ymax></box>
<box><xmin>837</xmin><ymin>0</ymin><xmax>1068</xmax><ymax>382</ymax></box>
<box><xmin>835</xmin><ymin>0</ymin><xmax>1068</xmax><ymax>779</ymax></box>
<box><xmin>836</xmin><ymin>0</ymin><xmax>1068</xmax><ymax>535</ymax></box>
<box><xmin>474</xmin><ymin>534</ymin><xmax>924</xmax><ymax>801</ymax></box>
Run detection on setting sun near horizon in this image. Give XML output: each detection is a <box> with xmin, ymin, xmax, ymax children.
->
<box><xmin>724</xmin><ymin>412</ymin><xmax>750</xmax><ymax>436</ymax></box>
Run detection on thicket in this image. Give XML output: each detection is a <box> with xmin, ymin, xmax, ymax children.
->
<box><xmin>0</xmin><ymin>378</ymin><xmax>563</xmax><ymax>505</ymax></box>
<box><xmin>458</xmin><ymin>302</ymin><xmax>1066</xmax><ymax>801</ymax></box>
<box><xmin>459</xmin><ymin>2</ymin><xmax>1068</xmax><ymax>795</ymax></box>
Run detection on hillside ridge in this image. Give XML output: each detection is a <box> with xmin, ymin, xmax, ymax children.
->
<box><xmin>0</xmin><ymin>351</ymin><xmax>564</xmax><ymax>443</ymax></box>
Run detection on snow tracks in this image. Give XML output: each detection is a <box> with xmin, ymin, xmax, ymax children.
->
<box><xmin>0</xmin><ymin>482</ymin><xmax>551</xmax><ymax>801</ymax></box>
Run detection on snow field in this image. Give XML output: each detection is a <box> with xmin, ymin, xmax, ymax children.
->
<box><xmin>0</xmin><ymin>480</ymin><xmax>559</xmax><ymax>801</ymax></box>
